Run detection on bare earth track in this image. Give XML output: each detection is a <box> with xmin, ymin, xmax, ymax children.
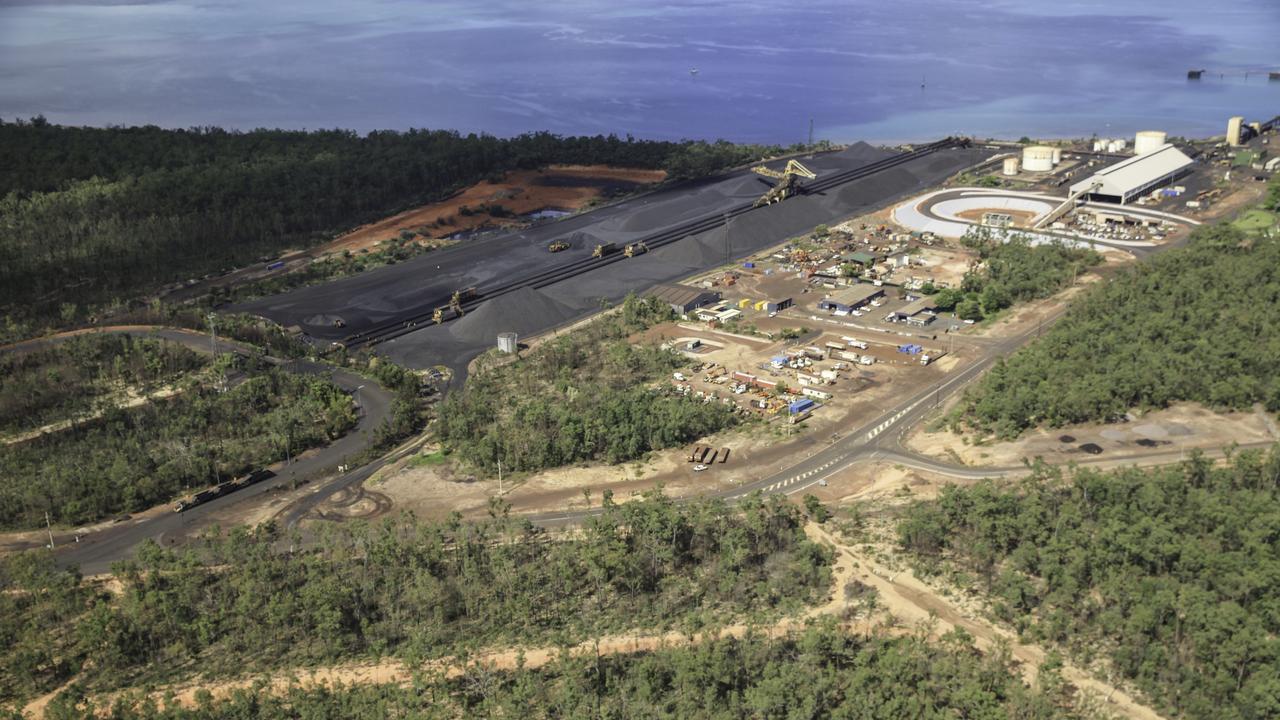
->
<box><xmin>28</xmin><ymin>522</ymin><xmax>1166</xmax><ymax>719</ymax></box>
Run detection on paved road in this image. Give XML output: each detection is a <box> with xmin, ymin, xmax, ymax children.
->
<box><xmin>898</xmin><ymin>188</ymin><xmax>1200</xmax><ymax>258</ymax></box>
<box><xmin>0</xmin><ymin>327</ymin><xmax>394</xmax><ymax>575</ymax></box>
<box><xmin>522</xmin><ymin>313</ymin><xmax>1040</xmax><ymax>526</ymax></box>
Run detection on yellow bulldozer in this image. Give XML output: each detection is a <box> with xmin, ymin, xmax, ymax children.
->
<box><xmin>548</xmin><ymin>240</ymin><xmax>570</xmax><ymax>252</ymax></box>
<box><xmin>751</xmin><ymin>159</ymin><xmax>816</xmax><ymax>207</ymax></box>
<box><xmin>432</xmin><ymin>287</ymin><xmax>476</xmax><ymax>324</ymax></box>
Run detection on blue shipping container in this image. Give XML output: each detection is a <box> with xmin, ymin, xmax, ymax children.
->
<box><xmin>266</xmin><ymin>261</ymin><xmax>285</xmax><ymax>271</ymax></box>
<box><xmin>789</xmin><ymin>399</ymin><xmax>815</xmax><ymax>414</ymax></box>
<box><xmin>743</xmin><ymin>262</ymin><xmax>755</xmax><ymax>269</ymax></box>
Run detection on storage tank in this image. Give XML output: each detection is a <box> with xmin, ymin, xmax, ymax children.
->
<box><xmin>1002</xmin><ymin>157</ymin><xmax>1020</xmax><ymax>176</ymax></box>
<box><xmin>1022</xmin><ymin>145</ymin><xmax>1055</xmax><ymax>172</ymax></box>
<box><xmin>1106</xmin><ymin>139</ymin><xmax>1127</xmax><ymax>153</ymax></box>
<box><xmin>497</xmin><ymin>332</ymin><xmax>518</xmax><ymax>354</ymax></box>
<box><xmin>1227</xmin><ymin>116</ymin><xmax>1245</xmax><ymax>146</ymax></box>
<box><xmin>1134</xmin><ymin>130</ymin><xmax>1167</xmax><ymax>155</ymax></box>
<box><xmin>1050</xmin><ymin>147</ymin><xmax>1062</xmax><ymax>164</ymax></box>
<box><xmin>1092</xmin><ymin>139</ymin><xmax>1106</xmax><ymax>152</ymax></box>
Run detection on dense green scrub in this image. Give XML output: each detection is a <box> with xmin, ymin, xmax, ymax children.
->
<box><xmin>924</xmin><ymin>231</ymin><xmax>1100</xmax><ymax>322</ymax></box>
<box><xmin>898</xmin><ymin>452</ymin><xmax>1280</xmax><ymax>719</ymax></box>
<box><xmin>0</xmin><ymin>334</ymin><xmax>205</xmax><ymax>435</ymax></box>
<box><xmin>43</xmin><ymin>620</ymin><xmax>1081</xmax><ymax>719</ymax></box>
<box><xmin>0</xmin><ymin>363</ymin><xmax>356</xmax><ymax>529</ymax></box>
<box><xmin>439</xmin><ymin>295</ymin><xmax>738</xmax><ymax>474</ymax></box>
<box><xmin>951</xmin><ymin>223</ymin><xmax>1280</xmax><ymax>438</ymax></box>
<box><xmin>0</xmin><ymin>119</ymin><xmax>786</xmax><ymax>334</ymax></box>
<box><xmin>0</xmin><ymin>492</ymin><xmax>831</xmax><ymax>705</ymax></box>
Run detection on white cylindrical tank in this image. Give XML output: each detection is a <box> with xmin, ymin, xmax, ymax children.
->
<box><xmin>497</xmin><ymin>332</ymin><xmax>518</xmax><ymax>354</ymax></box>
<box><xmin>1134</xmin><ymin>130</ymin><xmax>1167</xmax><ymax>155</ymax></box>
<box><xmin>1106</xmin><ymin>139</ymin><xmax>1128</xmax><ymax>153</ymax></box>
<box><xmin>1022</xmin><ymin>145</ymin><xmax>1055</xmax><ymax>172</ymax></box>
<box><xmin>1227</xmin><ymin>116</ymin><xmax>1246</xmax><ymax>146</ymax></box>
<box><xmin>1051</xmin><ymin>147</ymin><xmax>1062</xmax><ymax>164</ymax></box>
<box><xmin>1002</xmin><ymin>157</ymin><xmax>1020</xmax><ymax>176</ymax></box>
<box><xmin>1092</xmin><ymin>139</ymin><xmax>1106</xmax><ymax>152</ymax></box>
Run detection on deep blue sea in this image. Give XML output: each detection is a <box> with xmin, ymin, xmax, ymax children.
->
<box><xmin>1</xmin><ymin>0</ymin><xmax>1277</xmax><ymax>143</ymax></box>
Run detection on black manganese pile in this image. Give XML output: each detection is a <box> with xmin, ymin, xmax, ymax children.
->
<box><xmin>234</xmin><ymin>142</ymin><xmax>993</xmax><ymax>371</ymax></box>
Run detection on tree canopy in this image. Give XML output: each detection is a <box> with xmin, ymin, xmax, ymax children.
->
<box><xmin>0</xmin><ymin>491</ymin><xmax>831</xmax><ymax>705</ymax></box>
<box><xmin>0</xmin><ymin>120</ymin><xmax>787</xmax><ymax>335</ymax></box>
<box><xmin>952</xmin><ymin>223</ymin><xmax>1280</xmax><ymax>438</ymax></box>
<box><xmin>899</xmin><ymin>451</ymin><xmax>1280</xmax><ymax>719</ymax></box>
<box><xmin>439</xmin><ymin>295</ymin><xmax>738</xmax><ymax>475</ymax></box>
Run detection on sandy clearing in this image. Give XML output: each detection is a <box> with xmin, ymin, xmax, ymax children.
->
<box><xmin>313</xmin><ymin>165</ymin><xmax>666</xmax><ymax>257</ymax></box>
<box><xmin>907</xmin><ymin>402</ymin><xmax>1276</xmax><ymax>468</ymax></box>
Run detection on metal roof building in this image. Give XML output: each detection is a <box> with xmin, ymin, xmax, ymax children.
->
<box><xmin>818</xmin><ymin>284</ymin><xmax>885</xmax><ymax>313</ymax></box>
<box><xmin>646</xmin><ymin>283</ymin><xmax>721</xmax><ymax>314</ymax></box>
<box><xmin>1069</xmin><ymin>144</ymin><xmax>1194</xmax><ymax>204</ymax></box>
<box><xmin>889</xmin><ymin>296</ymin><xmax>939</xmax><ymax>326</ymax></box>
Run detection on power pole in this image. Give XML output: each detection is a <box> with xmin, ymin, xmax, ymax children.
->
<box><xmin>207</xmin><ymin>312</ymin><xmax>225</xmax><ymax>392</ymax></box>
<box><xmin>808</xmin><ymin>117</ymin><xmax>814</xmax><ymax>147</ymax></box>
<box><xmin>45</xmin><ymin>511</ymin><xmax>55</xmax><ymax>550</ymax></box>
<box><xmin>497</xmin><ymin>458</ymin><xmax>503</xmax><ymax>496</ymax></box>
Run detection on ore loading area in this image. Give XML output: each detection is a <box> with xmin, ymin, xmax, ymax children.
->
<box><xmin>234</xmin><ymin>139</ymin><xmax>995</xmax><ymax>373</ymax></box>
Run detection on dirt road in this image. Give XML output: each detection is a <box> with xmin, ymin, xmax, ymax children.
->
<box><xmin>30</xmin><ymin>523</ymin><xmax>1163</xmax><ymax>720</ymax></box>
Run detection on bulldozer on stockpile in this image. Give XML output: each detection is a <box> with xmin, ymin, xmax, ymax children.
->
<box><xmin>432</xmin><ymin>287</ymin><xmax>476</xmax><ymax>324</ymax></box>
<box><xmin>547</xmin><ymin>240</ymin><xmax>570</xmax><ymax>253</ymax></box>
<box><xmin>751</xmin><ymin>159</ymin><xmax>816</xmax><ymax>207</ymax></box>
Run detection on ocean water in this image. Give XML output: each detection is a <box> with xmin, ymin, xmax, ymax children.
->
<box><xmin>1</xmin><ymin>0</ymin><xmax>1277</xmax><ymax>143</ymax></box>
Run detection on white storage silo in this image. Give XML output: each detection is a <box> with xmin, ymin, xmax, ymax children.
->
<box><xmin>1022</xmin><ymin>145</ymin><xmax>1055</xmax><ymax>172</ymax></box>
<box><xmin>1227</xmin><ymin>116</ymin><xmax>1245</xmax><ymax>146</ymax></box>
<box><xmin>1134</xmin><ymin>130</ymin><xmax>1167</xmax><ymax>155</ymax></box>
<box><xmin>1092</xmin><ymin>139</ymin><xmax>1106</xmax><ymax>152</ymax></box>
<box><xmin>1051</xmin><ymin>147</ymin><xmax>1062</xmax><ymax>164</ymax></box>
<box><xmin>1002</xmin><ymin>157</ymin><xmax>1020</xmax><ymax>176</ymax></box>
<box><xmin>497</xmin><ymin>332</ymin><xmax>518</xmax><ymax>354</ymax></box>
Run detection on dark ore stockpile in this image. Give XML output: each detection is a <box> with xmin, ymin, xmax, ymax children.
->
<box><xmin>234</xmin><ymin>143</ymin><xmax>994</xmax><ymax>374</ymax></box>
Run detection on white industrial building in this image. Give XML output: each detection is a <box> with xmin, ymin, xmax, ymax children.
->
<box><xmin>1069</xmin><ymin>144</ymin><xmax>1194</xmax><ymax>204</ymax></box>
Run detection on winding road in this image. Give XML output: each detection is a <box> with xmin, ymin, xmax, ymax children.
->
<box><xmin>4</xmin><ymin>185</ymin><xmax>1224</xmax><ymax>571</ymax></box>
<box><xmin>0</xmin><ymin>327</ymin><xmax>394</xmax><ymax>575</ymax></box>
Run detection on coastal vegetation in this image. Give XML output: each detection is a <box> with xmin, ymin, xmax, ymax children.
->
<box><xmin>950</xmin><ymin>223</ymin><xmax>1278</xmax><ymax>437</ymax></box>
<box><xmin>897</xmin><ymin>451</ymin><xmax>1280</xmax><ymax>719</ymax></box>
